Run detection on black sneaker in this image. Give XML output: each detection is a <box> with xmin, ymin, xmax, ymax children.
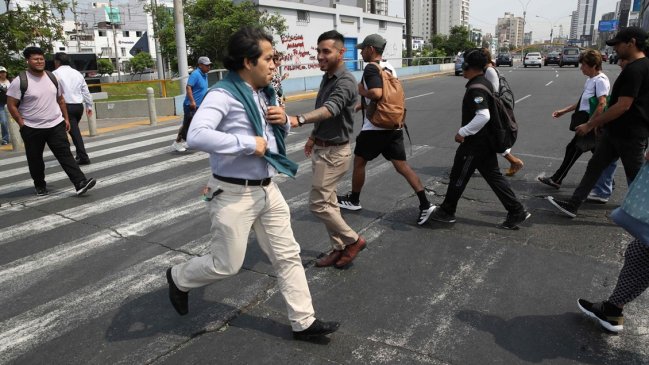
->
<box><xmin>538</xmin><ymin>176</ymin><xmax>560</xmax><ymax>189</ymax></box>
<box><xmin>337</xmin><ymin>193</ymin><xmax>362</xmax><ymax>211</ymax></box>
<box><xmin>35</xmin><ymin>186</ymin><xmax>49</xmax><ymax>196</ymax></box>
<box><xmin>417</xmin><ymin>203</ymin><xmax>435</xmax><ymax>225</ymax></box>
<box><xmin>75</xmin><ymin>178</ymin><xmax>96</xmax><ymax>196</ymax></box>
<box><xmin>429</xmin><ymin>206</ymin><xmax>456</xmax><ymax>223</ymax></box>
<box><xmin>577</xmin><ymin>299</ymin><xmax>624</xmax><ymax>333</ymax></box>
<box><xmin>547</xmin><ymin>196</ymin><xmax>577</xmax><ymax>218</ymax></box>
<box><xmin>76</xmin><ymin>159</ymin><xmax>91</xmax><ymax>166</ymax></box>
<box><xmin>166</xmin><ymin>268</ymin><xmax>189</xmax><ymax>315</ymax></box>
<box><xmin>499</xmin><ymin>210</ymin><xmax>531</xmax><ymax>230</ymax></box>
<box><xmin>293</xmin><ymin>319</ymin><xmax>340</xmax><ymax>341</ymax></box>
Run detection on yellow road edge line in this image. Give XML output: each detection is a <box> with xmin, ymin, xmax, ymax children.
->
<box><xmin>81</xmin><ymin>115</ymin><xmax>179</xmax><ymax>136</ymax></box>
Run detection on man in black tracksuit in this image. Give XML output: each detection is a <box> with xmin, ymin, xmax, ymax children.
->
<box><xmin>428</xmin><ymin>48</ymin><xmax>530</xmax><ymax>229</ymax></box>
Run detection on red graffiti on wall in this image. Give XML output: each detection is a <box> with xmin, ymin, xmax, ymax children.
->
<box><xmin>280</xmin><ymin>34</ymin><xmax>317</xmax><ymax>70</ymax></box>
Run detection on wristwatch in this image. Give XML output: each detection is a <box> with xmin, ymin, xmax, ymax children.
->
<box><xmin>297</xmin><ymin>115</ymin><xmax>306</xmax><ymax>126</ymax></box>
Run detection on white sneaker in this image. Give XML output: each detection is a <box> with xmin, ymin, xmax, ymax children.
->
<box><xmin>182</xmin><ymin>141</ymin><xmax>189</xmax><ymax>150</ymax></box>
<box><xmin>172</xmin><ymin>141</ymin><xmax>187</xmax><ymax>152</ymax></box>
<box><xmin>586</xmin><ymin>193</ymin><xmax>609</xmax><ymax>204</ymax></box>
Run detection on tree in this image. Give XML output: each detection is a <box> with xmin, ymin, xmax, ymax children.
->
<box><xmin>146</xmin><ymin>3</ymin><xmax>177</xmax><ymax>72</ymax></box>
<box><xmin>129</xmin><ymin>52</ymin><xmax>154</xmax><ymax>74</ymax></box>
<box><xmin>444</xmin><ymin>26</ymin><xmax>475</xmax><ymax>56</ymax></box>
<box><xmin>150</xmin><ymin>0</ymin><xmax>287</xmax><ymax>71</ymax></box>
<box><xmin>97</xmin><ymin>59</ymin><xmax>114</xmax><ymax>76</ymax></box>
<box><xmin>0</xmin><ymin>0</ymin><xmax>68</xmax><ymax>76</ymax></box>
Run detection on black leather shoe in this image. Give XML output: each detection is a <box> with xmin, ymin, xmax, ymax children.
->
<box><xmin>77</xmin><ymin>159</ymin><xmax>91</xmax><ymax>165</ymax></box>
<box><xmin>166</xmin><ymin>268</ymin><xmax>188</xmax><ymax>315</ymax></box>
<box><xmin>293</xmin><ymin>319</ymin><xmax>340</xmax><ymax>341</ymax></box>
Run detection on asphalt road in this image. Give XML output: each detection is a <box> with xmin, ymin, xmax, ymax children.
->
<box><xmin>1</xmin><ymin>62</ymin><xmax>647</xmax><ymax>365</ymax></box>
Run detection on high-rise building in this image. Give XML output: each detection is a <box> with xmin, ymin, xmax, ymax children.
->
<box><xmin>575</xmin><ymin>0</ymin><xmax>598</xmax><ymax>44</ymax></box>
<box><xmin>496</xmin><ymin>12</ymin><xmax>524</xmax><ymax>48</ymax></box>
<box><xmin>364</xmin><ymin>0</ymin><xmax>389</xmax><ymax>15</ymax></box>
<box><xmin>411</xmin><ymin>0</ymin><xmax>469</xmax><ymax>42</ymax></box>
<box><xmin>570</xmin><ymin>10</ymin><xmax>579</xmax><ymax>40</ymax></box>
<box><xmin>618</xmin><ymin>0</ymin><xmax>632</xmax><ymax>27</ymax></box>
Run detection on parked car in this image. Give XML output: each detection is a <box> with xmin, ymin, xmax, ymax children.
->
<box><xmin>609</xmin><ymin>52</ymin><xmax>618</xmax><ymax>64</ymax></box>
<box><xmin>560</xmin><ymin>47</ymin><xmax>580</xmax><ymax>67</ymax></box>
<box><xmin>496</xmin><ymin>53</ymin><xmax>513</xmax><ymax>67</ymax></box>
<box><xmin>601</xmin><ymin>53</ymin><xmax>609</xmax><ymax>62</ymax></box>
<box><xmin>523</xmin><ymin>52</ymin><xmax>542</xmax><ymax>68</ymax></box>
<box><xmin>544</xmin><ymin>52</ymin><xmax>561</xmax><ymax>66</ymax></box>
<box><xmin>454</xmin><ymin>55</ymin><xmax>464</xmax><ymax>76</ymax></box>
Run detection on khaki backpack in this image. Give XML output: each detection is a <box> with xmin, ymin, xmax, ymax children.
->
<box><xmin>362</xmin><ymin>62</ymin><xmax>406</xmax><ymax>129</ymax></box>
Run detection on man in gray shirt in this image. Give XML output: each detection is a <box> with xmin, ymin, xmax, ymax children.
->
<box><xmin>165</xmin><ymin>27</ymin><xmax>338</xmax><ymax>341</ymax></box>
<box><xmin>288</xmin><ymin>30</ymin><xmax>365</xmax><ymax>269</ymax></box>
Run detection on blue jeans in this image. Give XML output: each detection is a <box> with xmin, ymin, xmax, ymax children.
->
<box><xmin>0</xmin><ymin>106</ymin><xmax>9</xmax><ymax>143</ymax></box>
<box><xmin>590</xmin><ymin>161</ymin><xmax>619</xmax><ymax>198</ymax></box>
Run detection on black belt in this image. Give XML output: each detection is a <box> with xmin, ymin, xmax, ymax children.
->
<box><xmin>214</xmin><ymin>174</ymin><xmax>271</xmax><ymax>186</ymax></box>
<box><xmin>313</xmin><ymin>138</ymin><xmax>348</xmax><ymax>147</ymax></box>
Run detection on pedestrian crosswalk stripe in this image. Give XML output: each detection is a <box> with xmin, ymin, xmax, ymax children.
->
<box><xmin>0</xmin><ymin>125</ymin><xmax>179</xmax><ymax>167</ymax></box>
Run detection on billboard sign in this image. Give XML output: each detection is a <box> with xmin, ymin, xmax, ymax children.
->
<box><xmin>632</xmin><ymin>0</ymin><xmax>641</xmax><ymax>12</ymax></box>
<box><xmin>598</xmin><ymin>20</ymin><xmax>619</xmax><ymax>32</ymax></box>
<box><xmin>104</xmin><ymin>7</ymin><xmax>120</xmax><ymax>24</ymax></box>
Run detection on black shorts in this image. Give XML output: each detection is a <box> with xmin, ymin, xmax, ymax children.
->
<box><xmin>354</xmin><ymin>130</ymin><xmax>406</xmax><ymax>161</ymax></box>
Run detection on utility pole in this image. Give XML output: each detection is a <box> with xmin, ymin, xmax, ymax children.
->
<box><xmin>173</xmin><ymin>0</ymin><xmax>189</xmax><ymax>92</ymax></box>
<box><xmin>72</xmin><ymin>0</ymin><xmax>81</xmax><ymax>52</ymax></box>
<box><xmin>405</xmin><ymin>0</ymin><xmax>412</xmax><ymax>66</ymax></box>
<box><xmin>151</xmin><ymin>0</ymin><xmax>165</xmax><ymax>79</ymax></box>
<box><xmin>108</xmin><ymin>0</ymin><xmax>121</xmax><ymax>81</ymax></box>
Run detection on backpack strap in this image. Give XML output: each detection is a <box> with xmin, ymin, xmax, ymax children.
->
<box><xmin>19</xmin><ymin>71</ymin><xmax>28</xmax><ymax>101</ymax></box>
<box><xmin>468</xmin><ymin>83</ymin><xmax>494</xmax><ymax>96</ymax></box>
<box><xmin>19</xmin><ymin>70</ymin><xmax>59</xmax><ymax>101</ymax></box>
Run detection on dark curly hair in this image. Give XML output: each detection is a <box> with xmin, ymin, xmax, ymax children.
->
<box><xmin>223</xmin><ymin>27</ymin><xmax>273</xmax><ymax>72</ymax></box>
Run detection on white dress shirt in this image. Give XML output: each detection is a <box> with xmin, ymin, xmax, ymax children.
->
<box><xmin>53</xmin><ymin>65</ymin><xmax>93</xmax><ymax>110</ymax></box>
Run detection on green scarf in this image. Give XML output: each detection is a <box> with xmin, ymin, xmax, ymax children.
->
<box><xmin>213</xmin><ymin>72</ymin><xmax>298</xmax><ymax>177</ymax></box>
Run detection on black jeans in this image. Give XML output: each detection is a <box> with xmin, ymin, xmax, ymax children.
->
<box><xmin>551</xmin><ymin>135</ymin><xmax>592</xmax><ymax>184</ymax></box>
<box><xmin>66</xmin><ymin>103</ymin><xmax>89</xmax><ymax>161</ymax></box>
<box><xmin>569</xmin><ymin>131</ymin><xmax>648</xmax><ymax>207</ymax></box>
<box><xmin>177</xmin><ymin>104</ymin><xmax>195</xmax><ymax>142</ymax></box>
<box><xmin>20</xmin><ymin>121</ymin><xmax>86</xmax><ymax>189</ymax></box>
<box><xmin>440</xmin><ymin>140</ymin><xmax>524</xmax><ymax>215</ymax></box>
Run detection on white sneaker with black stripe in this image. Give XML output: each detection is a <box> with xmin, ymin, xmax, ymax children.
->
<box><xmin>417</xmin><ymin>203</ymin><xmax>435</xmax><ymax>225</ymax></box>
<box><xmin>337</xmin><ymin>193</ymin><xmax>362</xmax><ymax>211</ymax></box>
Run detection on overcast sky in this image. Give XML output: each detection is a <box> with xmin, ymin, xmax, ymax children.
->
<box><xmin>389</xmin><ymin>0</ymin><xmax>621</xmax><ymax>41</ymax></box>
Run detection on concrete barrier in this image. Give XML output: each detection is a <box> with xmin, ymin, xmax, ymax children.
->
<box><xmin>95</xmin><ymin>97</ymin><xmax>176</xmax><ymax>119</ymax></box>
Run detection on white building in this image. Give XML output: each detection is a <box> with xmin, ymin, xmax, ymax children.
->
<box><xmin>575</xmin><ymin>0</ymin><xmax>598</xmax><ymax>44</ymax></box>
<box><xmin>496</xmin><ymin>12</ymin><xmax>524</xmax><ymax>48</ymax></box>
<box><xmin>249</xmin><ymin>0</ymin><xmax>405</xmax><ymax>77</ymax></box>
<box><xmin>410</xmin><ymin>0</ymin><xmax>470</xmax><ymax>42</ymax></box>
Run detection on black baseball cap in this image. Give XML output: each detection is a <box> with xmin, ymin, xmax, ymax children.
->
<box><xmin>605</xmin><ymin>26</ymin><xmax>648</xmax><ymax>46</ymax></box>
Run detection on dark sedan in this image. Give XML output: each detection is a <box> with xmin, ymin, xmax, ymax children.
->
<box><xmin>544</xmin><ymin>52</ymin><xmax>560</xmax><ymax>66</ymax></box>
<box><xmin>496</xmin><ymin>53</ymin><xmax>513</xmax><ymax>67</ymax></box>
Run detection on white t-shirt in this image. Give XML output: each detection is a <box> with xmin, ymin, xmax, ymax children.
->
<box><xmin>579</xmin><ymin>73</ymin><xmax>610</xmax><ymax>112</ymax></box>
<box><xmin>362</xmin><ymin>61</ymin><xmax>399</xmax><ymax>131</ymax></box>
<box><xmin>484</xmin><ymin>66</ymin><xmax>499</xmax><ymax>93</ymax></box>
<box><xmin>6</xmin><ymin>71</ymin><xmax>63</xmax><ymax>129</ymax></box>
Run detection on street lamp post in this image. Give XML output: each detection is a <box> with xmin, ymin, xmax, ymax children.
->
<box><xmin>517</xmin><ymin>0</ymin><xmax>533</xmax><ymax>60</ymax></box>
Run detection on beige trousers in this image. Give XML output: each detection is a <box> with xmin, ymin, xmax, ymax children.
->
<box><xmin>309</xmin><ymin>143</ymin><xmax>359</xmax><ymax>251</ymax></box>
<box><xmin>172</xmin><ymin>177</ymin><xmax>316</xmax><ymax>331</ymax></box>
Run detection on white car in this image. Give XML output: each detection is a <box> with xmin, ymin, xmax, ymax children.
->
<box><xmin>523</xmin><ymin>52</ymin><xmax>542</xmax><ymax>68</ymax></box>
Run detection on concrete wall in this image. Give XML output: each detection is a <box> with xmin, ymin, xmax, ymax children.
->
<box><xmin>95</xmin><ymin>97</ymin><xmax>175</xmax><ymax>119</ymax></box>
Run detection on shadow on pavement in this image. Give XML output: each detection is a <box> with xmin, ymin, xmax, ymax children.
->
<box><xmin>456</xmin><ymin>309</ymin><xmax>645</xmax><ymax>364</ymax></box>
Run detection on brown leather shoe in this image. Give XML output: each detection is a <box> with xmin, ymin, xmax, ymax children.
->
<box><xmin>315</xmin><ymin>250</ymin><xmax>343</xmax><ymax>267</ymax></box>
<box><xmin>335</xmin><ymin>236</ymin><xmax>367</xmax><ymax>268</ymax></box>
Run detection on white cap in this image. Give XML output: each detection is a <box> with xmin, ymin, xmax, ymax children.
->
<box><xmin>197</xmin><ymin>56</ymin><xmax>212</xmax><ymax>65</ymax></box>
<box><xmin>0</xmin><ymin>66</ymin><xmax>6</xmax><ymax>73</ymax></box>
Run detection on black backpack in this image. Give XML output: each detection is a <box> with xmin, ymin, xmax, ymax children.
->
<box><xmin>18</xmin><ymin>70</ymin><xmax>59</xmax><ymax>105</ymax></box>
<box><xmin>468</xmin><ymin>83</ymin><xmax>518</xmax><ymax>153</ymax></box>
<box><xmin>494</xmin><ymin>68</ymin><xmax>515</xmax><ymax>111</ymax></box>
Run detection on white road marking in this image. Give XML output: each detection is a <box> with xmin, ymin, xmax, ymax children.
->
<box><xmin>2</xmin><ymin>135</ymin><xmax>174</xmax><ymax>178</ymax></box>
<box><xmin>406</xmin><ymin>91</ymin><xmax>435</xmax><ymax>100</ymax></box>
<box><xmin>545</xmin><ymin>81</ymin><xmax>553</xmax><ymax>86</ymax></box>
<box><xmin>516</xmin><ymin>94</ymin><xmax>531</xmax><ymax>103</ymax></box>
<box><xmin>0</xmin><ymin>171</ymin><xmax>209</xmax><ymax>245</ymax></box>
<box><xmin>0</xmin><ymin>125</ymin><xmax>180</xmax><ymax>167</ymax></box>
